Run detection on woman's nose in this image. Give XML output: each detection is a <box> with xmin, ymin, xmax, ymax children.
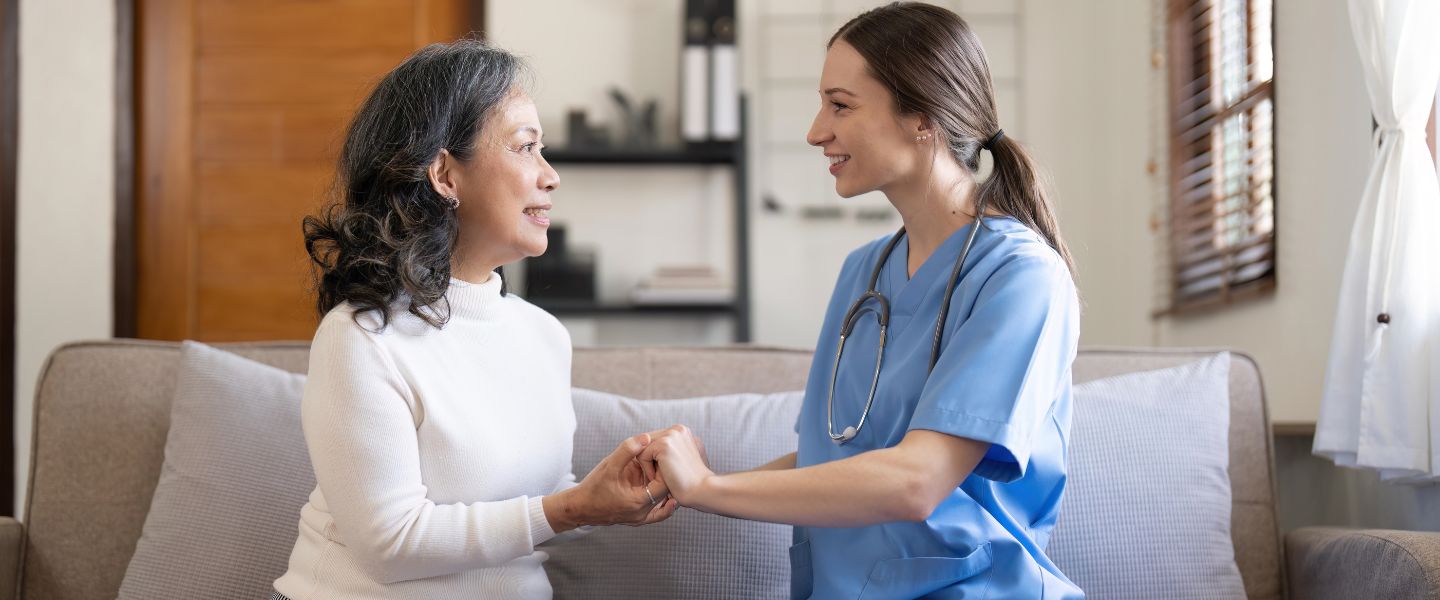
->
<box><xmin>539</xmin><ymin>157</ymin><xmax>559</xmax><ymax>192</ymax></box>
<box><xmin>806</xmin><ymin>110</ymin><xmax>832</xmax><ymax>147</ymax></box>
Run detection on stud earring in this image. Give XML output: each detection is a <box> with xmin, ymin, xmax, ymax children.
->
<box><xmin>443</xmin><ymin>195</ymin><xmax>459</xmax><ymax>209</ymax></box>
<box><xmin>914</xmin><ymin>133</ymin><xmax>931</xmax><ymax>142</ymax></box>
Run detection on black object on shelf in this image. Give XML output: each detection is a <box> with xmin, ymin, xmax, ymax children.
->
<box><xmin>534</xmin><ymin>97</ymin><xmax>751</xmax><ymax>343</ymax></box>
<box><xmin>524</xmin><ymin>225</ymin><xmax>597</xmax><ymax>303</ymax></box>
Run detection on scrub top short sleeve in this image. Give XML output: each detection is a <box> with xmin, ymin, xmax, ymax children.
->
<box><xmin>908</xmin><ymin>252</ymin><xmax>1078</xmax><ymax>483</ymax></box>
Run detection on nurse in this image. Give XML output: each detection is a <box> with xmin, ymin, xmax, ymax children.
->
<box><xmin>639</xmin><ymin>3</ymin><xmax>1083</xmax><ymax>598</ymax></box>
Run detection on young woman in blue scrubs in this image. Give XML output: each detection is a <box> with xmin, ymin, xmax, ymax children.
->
<box><xmin>640</xmin><ymin>2</ymin><xmax>1082</xmax><ymax>598</ymax></box>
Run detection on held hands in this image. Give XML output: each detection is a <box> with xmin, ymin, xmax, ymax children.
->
<box><xmin>637</xmin><ymin>425</ymin><xmax>715</xmax><ymax>507</ymax></box>
<box><xmin>564</xmin><ymin>433</ymin><xmax>678</xmax><ymax>529</ymax></box>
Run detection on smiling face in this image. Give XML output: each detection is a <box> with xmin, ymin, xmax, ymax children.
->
<box><xmin>806</xmin><ymin>40</ymin><xmax>931</xmax><ymax>199</ymax></box>
<box><xmin>437</xmin><ymin>91</ymin><xmax>560</xmax><ymax>273</ymax></box>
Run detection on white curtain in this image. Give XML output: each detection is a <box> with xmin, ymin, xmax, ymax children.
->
<box><xmin>1314</xmin><ymin>0</ymin><xmax>1440</xmax><ymax>482</ymax></box>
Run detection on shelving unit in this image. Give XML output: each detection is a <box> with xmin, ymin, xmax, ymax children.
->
<box><xmin>526</xmin><ymin>100</ymin><xmax>751</xmax><ymax>343</ymax></box>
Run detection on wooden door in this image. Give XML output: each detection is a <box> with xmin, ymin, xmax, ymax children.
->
<box><xmin>136</xmin><ymin>0</ymin><xmax>477</xmax><ymax>341</ymax></box>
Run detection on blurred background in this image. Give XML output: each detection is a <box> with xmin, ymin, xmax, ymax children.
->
<box><xmin>4</xmin><ymin>0</ymin><xmax>1436</xmax><ymax>535</ymax></box>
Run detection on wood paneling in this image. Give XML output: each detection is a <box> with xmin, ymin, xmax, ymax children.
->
<box><xmin>195</xmin><ymin>108</ymin><xmax>349</xmax><ymax>162</ymax></box>
<box><xmin>137</xmin><ymin>0</ymin><xmax>475</xmax><ymax>341</ymax></box>
<box><xmin>196</xmin><ymin>0</ymin><xmax>417</xmax><ymax>51</ymax></box>
<box><xmin>197</xmin><ymin>53</ymin><xmax>401</xmax><ymax>106</ymax></box>
<box><xmin>137</xmin><ymin>0</ymin><xmax>197</xmax><ymax>341</ymax></box>
<box><xmin>195</xmin><ymin>164</ymin><xmax>333</xmax><ymax>226</ymax></box>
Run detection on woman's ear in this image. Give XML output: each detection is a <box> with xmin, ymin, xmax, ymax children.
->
<box><xmin>907</xmin><ymin>113</ymin><xmax>936</xmax><ymax>143</ymax></box>
<box><xmin>427</xmin><ymin>149</ymin><xmax>459</xmax><ymax>199</ymax></box>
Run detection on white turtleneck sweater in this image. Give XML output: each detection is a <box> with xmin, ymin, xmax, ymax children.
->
<box><xmin>274</xmin><ymin>273</ymin><xmax>577</xmax><ymax>600</ymax></box>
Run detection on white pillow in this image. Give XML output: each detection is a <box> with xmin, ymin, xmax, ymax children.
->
<box><xmin>545</xmin><ymin>388</ymin><xmax>804</xmax><ymax>600</ymax></box>
<box><xmin>1046</xmin><ymin>352</ymin><xmax>1245</xmax><ymax>598</ymax></box>
<box><xmin>118</xmin><ymin>342</ymin><xmax>312</xmax><ymax>599</ymax></box>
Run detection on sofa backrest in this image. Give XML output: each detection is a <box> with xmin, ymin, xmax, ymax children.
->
<box><xmin>20</xmin><ymin>341</ymin><xmax>1280</xmax><ymax>600</ymax></box>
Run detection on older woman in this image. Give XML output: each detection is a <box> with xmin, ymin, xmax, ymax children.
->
<box><xmin>272</xmin><ymin>40</ymin><xmax>675</xmax><ymax>600</ymax></box>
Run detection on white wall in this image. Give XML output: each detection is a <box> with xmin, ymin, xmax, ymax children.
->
<box><xmin>1022</xmin><ymin>0</ymin><xmax>1371</xmax><ymax>425</ymax></box>
<box><xmin>1151</xmin><ymin>0</ymin><xmax>1371</xmax><ymax>425</ymax></box>
<box><xmin>1023</xmin><ymin>0</ymin><xmax>1157</xmax><ymax>349</ymax></box>
<box><xmin>13</xmin><ymin>0</ymin><xmax>117</xmax><ymax>514</ymax></box>
<box><xmin>1</xmin><ymin>0</ymin><xmax>1377</xmax><ymax>513</ymax></box>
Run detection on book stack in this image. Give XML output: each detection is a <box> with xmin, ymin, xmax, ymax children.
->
<box><xmin>631</xmin><ymin>265</ymin><xmax>734</xmax><ymax>305</ymax></box>
<box><xmin>681</xmin><ymin>0</ymin><xmax>739</xmax><ymax>143</ymax></box>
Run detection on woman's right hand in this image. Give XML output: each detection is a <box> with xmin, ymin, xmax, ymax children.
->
<box><xmin>544</xmin><ymin>433</ymin><xmax>678</xmax><ymax>532</ymax></box>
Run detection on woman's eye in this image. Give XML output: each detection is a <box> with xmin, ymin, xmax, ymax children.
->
<box><xmin>831</xmin><ymin>101</ymin><xmax>850</xmax><ymax>112</ymax></box>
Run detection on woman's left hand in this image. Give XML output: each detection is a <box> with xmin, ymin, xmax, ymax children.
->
<box><xmin>638</xmin><ymin>425</ymin><xmax>714</xmax><ymax>506</ymax></box>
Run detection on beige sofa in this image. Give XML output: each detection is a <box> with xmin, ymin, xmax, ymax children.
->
<box><xmin>1</xmin><ymin>340</ymin><xmax>1438</xmax><ymax>599</ymax></box>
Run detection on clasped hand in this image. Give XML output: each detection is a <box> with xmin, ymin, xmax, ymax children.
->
<box><xmin>567</xmin><ymin>425</ymin><xmax>712</xmax><ymax>529</ymax></box>
<box><xmin>636</xmin><ymin>425</ymin><xmax>713</xmax><ymax>508</ymax></box>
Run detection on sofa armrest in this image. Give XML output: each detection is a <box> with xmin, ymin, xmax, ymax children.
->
<box><xmin>1287</xmin><ymin>526</ymin><xmax>1440</xmax><ymax>600</ymax></box>
<box><xmin>0</xmin><ymin>517</ymin><xmax>22</xmax><ymax>600</ymax></box>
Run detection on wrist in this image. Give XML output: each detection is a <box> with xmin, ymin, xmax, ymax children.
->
<box><xmin>542</xmin><ymin>486</ymin><xmax>586</xmax><ymax>533</ymax></box>
<box><xmin>689</xmin><ymin>471</ymin><xmax>722</xmax><ymax>513</ymax></box>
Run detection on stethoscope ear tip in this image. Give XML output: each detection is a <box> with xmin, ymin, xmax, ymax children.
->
<box><xmin>836</xmin><ymin>426</ymin><xmax>858</xmax><ymax>444</ymax></box>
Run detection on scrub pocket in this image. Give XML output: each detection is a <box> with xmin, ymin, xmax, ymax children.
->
<box><xmin>788</xmin><ymin>539</ymin><xmax>813</xmax><ymax>599</ymax></box>
<box><xmin>855</xmin><ymin>542</ymin><xmax>993</xmax><ymax>600</ymax></box>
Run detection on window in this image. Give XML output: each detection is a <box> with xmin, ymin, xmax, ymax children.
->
<box><xmin>1164</xmin><ymin>0</ymin><xmax>1275</xmax><ymax>313</ymax></box>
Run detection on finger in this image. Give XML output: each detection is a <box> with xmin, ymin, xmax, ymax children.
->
<box><xmin>644</xmin><ymin>427</ymin><xmax>672</xmax><ymax>439</ymax></box>
<box><xmin>643</xmin><ymin>475</ymin><xmax>670</xmax><ymax>500</ymax></box>
<box><xmin>630</xmin><ymin>455</ymin><xmax>649</xmax><ymax>480</ymax></box>
<box><xmin>609</xmin><ymin>433</ymin><xmax>651</xmax><ymax>466</ymax></box>
<box><xmin>654</xmin><ymin>498</ymin><xmax>679</xmax><ymax>522</ymax></box>
<box><xmin>642</xmin><ymin>497</ymin><xmax>679</xmax><ymax>524</ymax></box>
<box><xmin>640</xmin><ymin>456</ymin><xmax>657</xmax><ymax>481</ymax></box>
<box><xmin>637</xmin><ymin>436</ymin><xmax>671</xmax><ymax>465</ymax></box>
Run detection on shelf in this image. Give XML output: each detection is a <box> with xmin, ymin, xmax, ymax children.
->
<box><xmin>543</xmin><ymin>143</ymin><xmax>740</xmax><ymax>165</ymax></box>
<box><xmin>1272</xmin><ymin>421</ymin><xmax>1317</xmax><ymax>437</ymax></box>
<box><xmin>531</xmin><ymin>300</ymin><xmax>739</xmax><ymax>317</ymax></box>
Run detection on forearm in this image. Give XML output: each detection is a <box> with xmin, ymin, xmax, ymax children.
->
<box><xmin>690</xmin><ymin>447</ymin><xmax>927</xmax><ymax>527</ymax></box>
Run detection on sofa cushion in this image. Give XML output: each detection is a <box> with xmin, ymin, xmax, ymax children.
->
<box><xmin>117</xmin><ymin>341</ymin><xmax>312</xmax><ymax>599</ymax></box>
<box><xmin>1047</xmin><ymin>352</ymin><xmax>1245</xmax><ymax>598</ymax></box>
<box><xmin>546</xmin><ymin>388</ymin><xmax>804</xmax><ymax>600</ymax></box>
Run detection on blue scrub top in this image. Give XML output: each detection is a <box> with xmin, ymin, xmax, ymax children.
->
<box><xmin>792</xmin><ymin>216</ymin><xmax>1083</xmax><ymax>599</ymax></box>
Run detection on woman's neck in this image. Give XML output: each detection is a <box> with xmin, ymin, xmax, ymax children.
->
<box><xmin>451</xmin><ymin>266</ymin><xmax>495</xmax><ymax>285</ymax></box>
<box><xmin>884</xmin><ymin>163</ymin><xmax>980</xmax><ymax>278</ymax></box>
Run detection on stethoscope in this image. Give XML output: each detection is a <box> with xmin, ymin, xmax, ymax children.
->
<box><xmin>826</xmin><ymin>200</ymin><xmax>991</xmax><ymax>445</ymax></box>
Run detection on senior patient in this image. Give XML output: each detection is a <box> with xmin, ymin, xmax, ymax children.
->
<box><xmin>271</xmin><ymin>39</ymin><xmax>676</xmax><ymax>600</ymax></box>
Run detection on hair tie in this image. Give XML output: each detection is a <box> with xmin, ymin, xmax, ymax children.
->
<box><xmin>982</xmin><ymin>129</ymin><xmax>1005</xmax><ymax>151</ymax></box>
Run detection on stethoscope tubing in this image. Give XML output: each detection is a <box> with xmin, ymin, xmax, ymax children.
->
<box><xmin>827</xmin><ymin>199</ymin><xmax>991</xmax><ymax>445</ymax></box>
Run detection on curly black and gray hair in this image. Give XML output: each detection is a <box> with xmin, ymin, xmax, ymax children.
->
<box><xmin>304</xmin><ymin>39</ymin><xmax>525</xmax><ymax>331</ymax></box>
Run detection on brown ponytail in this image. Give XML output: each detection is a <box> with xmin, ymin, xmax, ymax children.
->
<box><xmin>979</xmin><ymin>134</ymin><xmax>1076</xmax><ymax>276</ymax></box>
<box><xmin>831</xmin><ymin>2</ymin><xmax>1076</xmax><ymax>278</ymax></box>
